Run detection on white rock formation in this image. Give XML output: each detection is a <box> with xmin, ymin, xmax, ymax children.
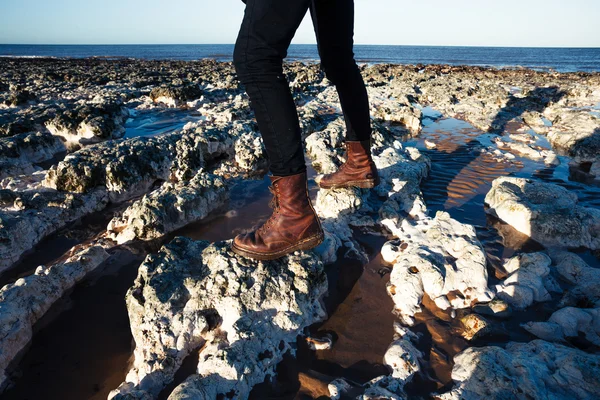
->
<box><xmin>0</xmin><ymin>241</ymin><xmax>111</xmax><ymax>391</ymax></box>
<box><xmin>485</xmin><ymin>177</ymin><xmax>600</xmax><ymax>250</ymax></box>
<box><xmin>551</xmin><ymin>251</ymin><xmax>600</xmax><ymax>308</ymax></box>
<box><xmin>109</xmin><ymin>238</ymin><xmax>327</xmax><ymax>400</ymax></box>
<box><xmin>523</xmin><ymin>307</ymin><xmax>600</xmax><ymax>346</ymax></box>
<box><xmin>383</xmin><ymin>211</ymin><xmax>493</xmax><ymax>326</ymax></box>
<box><xmin>107</xmin><ymin>172</ymin><xmax>228</xmax><ymax>244</ymax></box>
<box><xmin>437</xmin><ymin>340</ymin><xmax>600</xmax><ymax>400</ymax></box>
<box><xmin>494</xmin><ymin>252</ymin><xmax>562</xmax><ymax>309</ymax></box>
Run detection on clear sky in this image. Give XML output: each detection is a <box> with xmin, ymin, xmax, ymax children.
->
<box><xmin>1</xmin><ymin>0</ymin><xmax>599</xmax><ymax>47</ymax></box>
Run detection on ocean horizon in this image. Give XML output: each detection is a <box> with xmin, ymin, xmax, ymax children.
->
<box><xmin>1</xmin><ymin>44</ymin><xmax>600</xmax><ymax>73</ymax></box>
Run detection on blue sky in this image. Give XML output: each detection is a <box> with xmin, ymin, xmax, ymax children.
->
<box><xmin>1</xmin><ymin>0</ymin><xmax>599</xmax><ymax>47</ymax></box>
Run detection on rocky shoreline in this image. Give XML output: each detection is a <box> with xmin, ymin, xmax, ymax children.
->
<box><xmin>1</xmin><ymin>58</ymin><xmax>599</xmax><ymax>399</ymax></box>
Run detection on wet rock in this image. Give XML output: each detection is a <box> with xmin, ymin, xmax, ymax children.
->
<box><xmin>370</xmin><ymin>89</ymin><xmax>423</xmax><ymax>135</ymax></box>
<box><xmin>305</xmin><ymin>333</ymin><xmax>333</xmax><ymax>351</ymax></box>
<box><xmin>0</xmin><ymin>188</ymin><xmax>108</xmax><ymax>273</ymax></box>
<box><xmin>0</xmin><ymin>131</ymin><xmax>66</xmax><ymax>180</ymax></box>
<box><xmin>107</xmin><ymin>172</ymin><xmax>228</xmax><ymax>244</ymax></box>
<box><xmin>550</xmin><ymin>251</ymin><xmax>600</xmax><ymax>308</ymax></box>
<box><xmin>44</xmin><ymin>126</ymin><xmax>234</xmax><ymax>202</ymax></box>
<box><xmin>0</xmin><ymin>89</ymin><xmax>35</xmax><ymax>108</ymax></box>
<box><xmin>472</xmin><ymin>298</ymin><xmax>512</xmax><ymax>319</ymax></box>
<box><xmin>545</xmin><ymin>108</ymin><xmax>600</xmax><ymax>163</ymax></box>
<box><xmin>377</xmin><ymin>145</ymin><xmax>430</xmax><ymax>231</ymax></box>
<box><xmin>493</xmin><ymin>136</ymin><xmax>559</xmax><ymax>165</ymax></box>
<box><xmin>328</xmin><ymin>378</ymin><xmax>354</xmax><ymax>400</ymax></box>
<box><xmin>383</xmin><ymin>211</ymin><xmax>493</xmax><ymax>326</ymax></box>
<box><xmin>0</xmin><ymin>242</ymin><xmax>110</xmax><ymax>391</ymax></box>
<box><xmin>150</xmin><ymin>84</ymin><xmax>202</xmax><ymax>108</ymax></box>
<box><xmin>485</xmin><ymin>177</ymin><xmax>600</xmax><ymax>250</ymax></box>
<box><xmin>494</xmin><ymin>252</ymin><xmax>561</xmax><ymax>309</ymax></box>
<box><xmin>459</xmin><ymin>313</ymin><xmax>493</xmax><ymax>341</ymax></box>
<box><xmin>109</xmin><ymin>238</ymin><xmax>327</xmax><ymax>399</ymax></box>
<box><xmin>437</xmin><ymin>340</ymin><xmax>600</xmax><ymax>399</ymax></box>
<box><xmin>45</xmin><ymin>99</ymin><xmax>129</xmax><ymax>149</ymax></box>
<box><xmin>523</xmin><ymin>307</ymin><xmax>600</xmax><ymax>346</ymax></box>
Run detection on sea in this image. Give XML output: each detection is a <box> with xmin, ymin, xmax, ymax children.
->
<box><xmin>1</xmin><ymin>44</ymin><xmax>600</xmax><ymax>73</ymax></box>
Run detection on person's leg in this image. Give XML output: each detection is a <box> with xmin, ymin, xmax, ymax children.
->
<box><xmin>309</xmin><ymin>0</ymin><xmax>371</xmax><ymax>142</ymax></box>
<box><xmin>233</xmin><ymin>0</ymin><xmax>310</xmax><ymax>176</ymax></box>
<box><xmin>231</xmin><ymin>0</ymin><xmax>323</xmax><ymax>260</ymax></box>
<box><xmin>310</xmin><ymin>0</ymin><xmax>378</xmax><ymax>189</ymax></box>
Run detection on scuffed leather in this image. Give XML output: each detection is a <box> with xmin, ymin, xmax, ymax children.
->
<box><xmin>233</xmin><ymin>172</ymin><xmax>322</xmax><ymax>254</ymax></box>
<box><xmin>318</xmin><ymin>140</ymin><xmax>379</xmax><ymax>187</ymax></box>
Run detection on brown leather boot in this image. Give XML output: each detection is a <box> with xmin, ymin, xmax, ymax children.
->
<box><xmin>231</xmin><ymin>171</ymin><xmax>324</xmax><ymax>260</ymax></box>
<box><xmin>316</xmin><ymin>140</ymin><xmax>379</xmax><ymax>189</ymax></box>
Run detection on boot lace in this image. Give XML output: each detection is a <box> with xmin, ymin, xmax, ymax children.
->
<box><xmin>259</xmin><ymin>185</ymin><xmax>280</xmax><ymax>233</ymax></box>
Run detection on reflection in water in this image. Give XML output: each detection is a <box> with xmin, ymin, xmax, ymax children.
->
<box><xmin>124</xmin><ymin>108</ymin><xmax>207</xmax><ymax>138</ymax></box>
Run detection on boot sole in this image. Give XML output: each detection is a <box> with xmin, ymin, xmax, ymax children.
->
<box><xmin>231</xmin><ymin>232</ymin><xmax>324</xmax><ymax>261</ymax></box>
<box><xmin>317</xmin><ymin>178</ymin><xmax>379</xmax><ymax>190</ymax></box>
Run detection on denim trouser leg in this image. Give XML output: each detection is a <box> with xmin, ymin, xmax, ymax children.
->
<box><xmin>233</xmin><ymin>0</ymin><xmax>371</xmax><ymax>176</ymax></box>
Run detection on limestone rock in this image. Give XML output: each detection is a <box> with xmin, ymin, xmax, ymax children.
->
<box><xmin>551</xmin><ymin>251</ymin><xmax>600</xmax><ymax>308</ymax></box>
<box><xmin>45</xmin><ymin>99</ymin><xmax>129</xmax><ymax>149</ymax></box>
<box><xmin>150</xmin><ymin>84</ymin><xmax>203</xmax><ymax>108</ymax></box>
<box><xmin>383</xmin><ymin>211</ymin><xmax>493</xmax><ymax>326</ymax></box>
<box><xmin>0</xmin><ymin>188</ymin><xmax>108</xmax><ymax>273</ymax></box>
<box><xmin>107</xmin><ymin>172</ymin><xmax>228</xmax><ymax>244</ymax></box>
<box><xmin>109</xmin><ymin>238</ymin><xmax>327</xmax><ymax>399</ymax></box>
<box><xmin>437</xmin><ymin>340</ymin><xmax>600</xmax><ymax>400</ymax></box>
<box><xmin>523</xmin><ymin>307</ymin><xmax>600</xmax><ymax>346</ymax></box>
<box><xmin>44</xmin><ymin>126</ymin><xmax>234</xmax><ymax>202</ymax></box>
<box><xmin>485</xmin><ymin>177</ymin><xmax>600</xmax><ymax>250</ymax></box>
<box><xmin>494</xmin><ymin>252</ymin><xmax>560</xmax><ymax>309</ymax></box>
<box><xmin>0</xmin><ymin>131</ymin><xmax>66</xmax><ymax>179</ymax></box>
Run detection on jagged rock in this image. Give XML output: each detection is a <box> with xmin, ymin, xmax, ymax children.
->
<box><xmin>109</xmin><ymin>238</ymin><xmax>327</xmax><ymax>399</ymax></box>
<box><xmin>459</xmin><ymin>313</ymin><xmax>493</xmax><ymax>341</ymax></box>
<box><xmin>494</xmin><ymin>252</ymin><xmax>561</xmax><ymax>309</ymax></box>
<box><xmin>150</xmin><ymin>84</ymin><xmax>202</xmax><ymax>108</ymax></box>
<box><xmin>0</xmin><ymin>89</ymin><xmax>35</xmax><ymax>107</ymax></box>
<box><xmin>0</xmin><ymin>131</ymin><xmax>66</xmax><ymax>179</ymax></box>
<box><xmin>544</xmin><ymin>109</ymin><xmax>600</xmax><ymax>163</ymax></box>
<box><xmin>107</xmin><ymin>172</ymin><xmax>228</xmax><ymax>244</ymax></box>
<box><xmin>0</xmin><ymin>188</ymin><xmax>108</xmax><ymax>273</ymax></box>
<box><xmin>370</xmin><ymin>90</ymin><xmax>423</xmax><ymax>135</ymax></box>
<box><xmin>472</xmin><ymin>298</ymin><xmax>512</xmax><ymax>319</ymax></box>
<box><xmin>305</xmin><ymin>117</ymin><xmax>345</xmax><ymax>174</ymax></box>
<box><xmin>523</xmin><ymin>307</ymin><xmax>600</xmax><ymax>346</ymax></box>
<box><xmin>550</xmin><ymin>251</ymin><xmax>600</xmax><ymax>308</ymax></box>
<box><xmin>376</xmin><ymin>145</ymin><xmax>430</xmax><ymax>230</ymax></box>
<box><xmin>485</xmin><ymin>177</ymin><xmax>600</xmax><ymax>250</ymax></box>
<box><xmin>44</xmin><ymin>126</ymin><xmax>234</xmax><ymax>201</ymax></box>
<box><xmin>328</xmin><ymin>379</ymin><xmax>354</xmax><ymax>400</ymax></box>
<box><xmin>383</xmin><ymin>211</ymin><xmax>493</xmax><ymax>326</ymax></box>
<box><xmin>493</xmin><ymin>137</ymin><xmax>559</xmax><ymax>165</ymax></box>
<box><xmin>437</xmin><ymin>340</ymin><xmax>600</xmax><ymax>399</ymax></box>
<box><xmin>0</xmin><ymin>242</ymin><xmax>110</xmax><ymax>391</ymax></box>
<box><xmin>232</xmin><ymin>131</ymin><xmax>266</xmax><ymax>174</ymax></box>
<box><xmin>45</xmin><ymin>99</ymin><xmax>129</xmax><ymax>149</ymax></box>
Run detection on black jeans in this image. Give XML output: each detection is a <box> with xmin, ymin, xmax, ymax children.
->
<box><xmin>233</xmin><ymin>0</ymin><xmax>371</xmax><ymax>176</ymax></box>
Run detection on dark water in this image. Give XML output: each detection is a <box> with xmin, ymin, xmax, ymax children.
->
<box><xmin>1</xmin><ymin>44</ymin><xmax>600</xmax><ymax>72</ymax></box>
